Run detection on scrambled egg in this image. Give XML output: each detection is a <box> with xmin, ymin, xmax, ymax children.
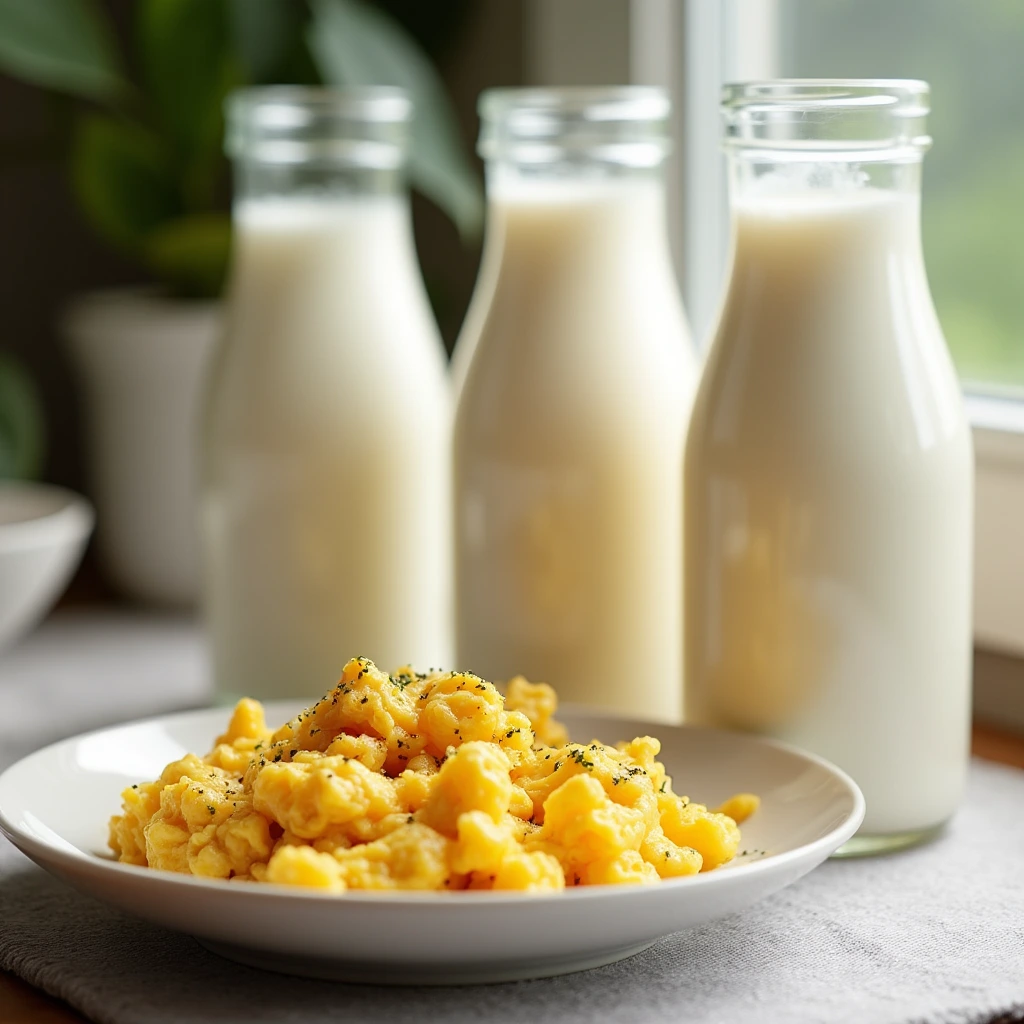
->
<box><xmin>109</xmin><ymin>660</ymin><xmax>758</xmax><ymax>892</ymax></box>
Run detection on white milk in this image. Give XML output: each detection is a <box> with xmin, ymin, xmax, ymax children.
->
<box><xmin>684</xmin><ymin>188</ymin><xmax>973</xmax><ymax>835</ymax></box>
<box><xmin>454</xmin><ymin>180</ymin><xmax>697</xmax><ymax>721</ymax></box>
<box><xmin>203</xmin><ymin>198</ymin><xmax>452</xmax><ymax>700</ymax></box>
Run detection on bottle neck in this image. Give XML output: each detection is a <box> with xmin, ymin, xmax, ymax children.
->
<box><xmin>728</xmin><ymin>153</ymin><xmax>923</xmax><ymax>201</ymax></box>
<box><xmin>232</xmin><ymin>159</ymin><xmax>404</xmax><ymax>203</ymax></box>
<box><xmin>726</xmin><ymin>154</ymin><xmax>925</xmax><ymax>263</ymax></box>
<box><xmin>227</xmin><ymin>177</ymin><xmax>418</xmax><ymax>303</ymax></box>
<box><xmin>481</xmin><ymin>165</ymin><xmax>674</xmax><ymax>274</ymax></box>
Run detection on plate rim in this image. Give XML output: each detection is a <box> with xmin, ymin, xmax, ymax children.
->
<box><xmin>0</xmin><ymin>702</ymin><xmax>866</xmax><ymax>907</ymax></box>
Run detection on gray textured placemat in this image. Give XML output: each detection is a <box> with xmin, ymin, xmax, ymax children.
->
<box><xmin>1</xmin><ymin>613</ymin><xmax>1023</xmax><ymax>1023</ymax></box>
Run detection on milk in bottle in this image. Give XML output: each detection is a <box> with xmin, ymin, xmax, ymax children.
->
<box><xmin>684</xmin><ymin>81</ymin><xmax>973</xmax><ymax>852</ymax></box>
<box><xmin>203</xmin><ymin>88</ymin><xmax>452</xmax><ymax>700</ymax></box>
<box><xmin>454</xmin><ymin>89</ymin><xmax>697</xmax><ymax>721</ymax></box>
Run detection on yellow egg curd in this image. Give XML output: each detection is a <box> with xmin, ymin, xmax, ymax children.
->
<box><xmin>109</xmin><ymin>659</ymin><xmax>758</xmax><ymax>892</ymax></box>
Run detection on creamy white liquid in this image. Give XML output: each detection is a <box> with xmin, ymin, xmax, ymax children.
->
<box><xmin>684</xmin><ymin>187</ymin><xmax>973</xmax><ymax>834</ymax></box>
<box><xmin>203</xmin><ymin>197</ymin><xmax>452</xmax><ymax>700</ymax></box>
<box><xmin>454</xmin><ymin>179</ymin><xmax>697</xmax><ymax>721</ymax></box>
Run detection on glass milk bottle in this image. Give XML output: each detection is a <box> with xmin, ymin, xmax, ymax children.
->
<box><xmin>684</xmin><ymin>81</ymin><xmax>973</xmax><ymax>853</ymax></box>
<box><xmin>454</xmin><ymin>88</ymin><xmax>697</xmax><ymax>721</ymax></box>
<box><xmin>203</xmin><ymin>88</ymin><xmax>452</xmax><ymax>701</ymax></box>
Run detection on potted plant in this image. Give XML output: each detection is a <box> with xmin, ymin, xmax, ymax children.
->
<box><xmin>0</xmin><ymin>0</ymin><xmax>481</xmax><ymax>604</ymax></box>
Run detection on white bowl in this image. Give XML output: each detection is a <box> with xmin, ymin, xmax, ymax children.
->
<box><xmin>0</xmin><ymin>482</ymin><xmax>94</xmax><ymax>650</ymax></box>
<box><xmin>0</xmin><ymin>703</ymin><xmax>864</xmax><ymax>984</ymax></box>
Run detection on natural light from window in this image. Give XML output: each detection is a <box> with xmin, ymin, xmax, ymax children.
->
<box><xmin>779</xmin><ymin>0</ymin><xmax>1024</xmax><ymax>392</ymax></box>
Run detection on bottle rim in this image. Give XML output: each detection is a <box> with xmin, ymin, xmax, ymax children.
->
<box><xmin>225</xmin><ymin>86</ymin><xmax>412</xmax><ymax>169</ymax></box>
<box><xmin>477</xmin><ymin>86</ymin><xmax>672</xmax><ymax>168</ymax></box>
<box><xmin>721</xmin><ymin>79</ymin><xmax>931</xmax><ymax>160</ymax></box>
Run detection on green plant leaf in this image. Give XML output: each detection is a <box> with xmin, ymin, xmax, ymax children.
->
<box><xmin>228</xmin><ymin>0</ymin><xmax>299</xmax><ymax>81</ymax></box>
<box><xmin>70</xmin><ymin>114</ymin><xmax>179</xmax><ymax>251</ymax></box>
<box><xmin>308</xmin><ymin>0</ymin><xmax>483</xmax><ymax>240</ymax></box>
<box><xmin>0</xmin><ymin>0</ymin><xmax>126</xmax><ymax>100</ymax></box>
<box><xmin>138</xmin><ymin>0</ymin><xmax>235</xmax><ymax>157</ymax></box>
<box><xmin>145</xmin><ymin>213</ymin><xmax>232</xmax><ymax>299</ymax></box>
<box><xmin>0</xmin><ymin>353</ymin><xmax>45</xmax><ymax>481</ymax></box>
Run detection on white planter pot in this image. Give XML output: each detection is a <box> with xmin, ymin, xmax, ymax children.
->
<box><xmin>64</xmin><ymin>289</ymin><xmax>219</xmax><ymax>606</ymax></box>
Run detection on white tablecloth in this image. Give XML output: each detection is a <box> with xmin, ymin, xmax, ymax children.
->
<box><xmin>1</xmin><ymin>611</ymin><xmax>1022</xmax><ymax>1024</ymax></box>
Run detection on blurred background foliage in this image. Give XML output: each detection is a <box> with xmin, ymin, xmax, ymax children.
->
<box><xmin>0</xmin><ymin>0</ymin><xmax>483</xmax><ymax>480</ymax></box>
<box><xmin>782</xmin><ymin>0</ymin><xmax>1024</xmax><ymax>390</ymax></box>
<box><xmin>0</xmin><ymin>353</ymin><xmax>44</xmax><ymax>480</ymax></box>
<box><xmin>0</xmin><ymin>0</ymin><xmax>483</xmax><ymax>301</ymax></box>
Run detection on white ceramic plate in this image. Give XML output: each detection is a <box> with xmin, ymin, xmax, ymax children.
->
<box><xmin>0</xmin><ymin>703</ymin><xmax>863</xmax><ymax>984</ymax></box>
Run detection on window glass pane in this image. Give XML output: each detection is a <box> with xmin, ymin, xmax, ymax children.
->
<box><xmin>779</xmin><ymin>0</ymin><xmax>1024</xmax><ymax>391</ymax></box>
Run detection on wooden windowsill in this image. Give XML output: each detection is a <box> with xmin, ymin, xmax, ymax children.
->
<box><xmin>971</xmin><ymin>720</ymin><xmax>1024</xmax><ymax>769</ymax></box>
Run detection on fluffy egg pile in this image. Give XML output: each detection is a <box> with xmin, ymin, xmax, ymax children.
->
<box><xmin>109</xmin><ymin>659</ymin><xmax>757</xmax><ymax>892</ymax></box>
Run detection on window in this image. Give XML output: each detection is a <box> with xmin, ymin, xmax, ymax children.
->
<box><xmin>780</xmin><ymin>0</ymin><xmax>1024</xmax><ymax>393</ymax></box>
